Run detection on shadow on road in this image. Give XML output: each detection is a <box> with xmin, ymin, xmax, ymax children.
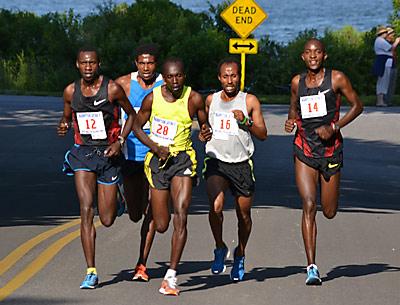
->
<box><xmin>323</xmin><ymin>263</ymin><xmax>400</xmax><ymax>282</ymax></box>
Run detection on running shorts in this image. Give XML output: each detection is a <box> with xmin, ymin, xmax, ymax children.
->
<box><xmin>202</xmin><ymin>156</ymin><xmax>255</xmax><ymax>197</ymax></box>
<box><xmin>144</xmin><ymin>148</ymin><xmax>197</xmax><ymax>189</ymax></box>
<box><xmin>294</xmin><ymin>145</ymin><xmax>343</xmax><ymax>181</ymax></box>
<box><xmin>63</xmin><ymin>144</ymin><xmax>123</xmax><ymax>185</ymax></box>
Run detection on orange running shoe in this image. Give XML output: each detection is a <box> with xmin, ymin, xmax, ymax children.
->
<box><xmin>159</xmin><ymin>276</ymin><xmax>179</xmax><ymax>296</ymax></box>
<box><xmin>132</xmin><ymin>264</ymin><xmax>149</xmax><ymax>282</ymax></box>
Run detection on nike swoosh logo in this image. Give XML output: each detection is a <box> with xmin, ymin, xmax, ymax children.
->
<box><xmin>328</xmin><ymin>163</ymin><xmax>339</xmax><ymax>169</ymax></box>
<box><xmin>111</xmin><ymin>176</ymin><xmax>118</xmax><ymax>181</ymax></box>
<box><xmin>93</xmin><ymin>99</ymin><xmax>106</xmax><ymax>106</ymax></box>
<box><xmin>318</xmin><ymin>89</ymin><xmax>330</xmax><ymax>95</ymax></box>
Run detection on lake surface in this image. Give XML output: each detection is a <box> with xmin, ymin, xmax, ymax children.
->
<box><xmin>0</xmin><ymin>0</ymin><xmax>393</xmax><ymax>43</ymax></box>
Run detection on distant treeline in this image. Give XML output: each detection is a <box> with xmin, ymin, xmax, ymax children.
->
<box><xmin>0</xmin><ymin>0</ymin><xmax>392</xmax><ymax>95</ymax></box>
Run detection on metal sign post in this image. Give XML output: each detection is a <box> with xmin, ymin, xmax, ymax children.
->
<box><xmin>221</xmin><ymin>0</ymin><xmax>268</xmax><ymax>91</ymax></box>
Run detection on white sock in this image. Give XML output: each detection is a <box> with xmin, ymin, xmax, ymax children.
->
<box><xmin>164</xmin><ymin>268</ymin><xmax>177</xmax><ymax>279</ymax></box>
<box><xmin>307</xmin><ymin>264</ymin><xmax>318</xmax><ymax>272</ymax></box>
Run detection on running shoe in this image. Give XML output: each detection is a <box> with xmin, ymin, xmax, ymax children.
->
<box><xmin>305</xmin><ymin>264</ymin><xmax>322</xmax><ymax>285</ymax></box>
<box><xmin>80</xmin><ymin>273</ymin><xmax>98</xmax><ymax>289</ymax></box>
<box><xmin>159</xmin><ymin>276</ymin><xmax>179</xmax><ymax>296</ymax></box>
<box><xmin>132</xmin><ymin>264</ymin><xmax>149</xmax><ymax>282</ymax></box>
<box><xmin>211</xmin><ymin>247</ymin><xmax>230</xmax><ymax>274</ymax></box>
<box><xmin>230</xmin><ymin>248</ymin><xmax>245</xmax><ymax>282</ymax></box>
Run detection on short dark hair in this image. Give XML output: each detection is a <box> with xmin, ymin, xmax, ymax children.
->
<box><xmin>76</xmin><ymin>46</ymin><xmax>100</xmax><ymax>61</ymax></box>
<box><xmin>217</xmin><ymin>57</ymin><xmax>241</xmax><ymax>75</ymax></box>
<box><xmin>162</xmin><ymin>57</ymin><xmax>185</xmax><ymax>75</ymax></box>
<box><xmin>134</xmin><ymin>43</ymin><xmax>160</xmax><ymax>61</ymax></box>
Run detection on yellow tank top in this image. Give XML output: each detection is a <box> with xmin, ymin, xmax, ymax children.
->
<box><xmin>149</xmin><ymin>85</ymin><xmax>193</xmax><ymax>153</ymax></box>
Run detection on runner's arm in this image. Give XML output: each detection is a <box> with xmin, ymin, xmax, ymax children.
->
<box><xmin>104</xmin><ymin>81</ymin><xmax>136</xmax><ymax>157</ymax></box>
<box><xmin>57</xmin><ymin>83</ymin><xmax>74</xmax><ymax>137</ymax></box>
<box><xmin>198</xmin><ymin>94</ymin><xmax>213</xmax><ymax>142</ymax></box>
<box><xmin>285</xmin><ymin>75</ymin><xmax>299</xmax><ymax>133</ymax></box>
<box><xmin>332</xmin><ymin>70</ymin><xmax>363</xmax><ymax>130</ymax></box>
<box><xmin>132</xmin><ymin>92</ymin><xmax>169</xmax><ymax>160</ymax></box>
<box><xmin>245</xmin><ymin>94</ymin><xmax>267</xmax><ymax>140</ymax></box>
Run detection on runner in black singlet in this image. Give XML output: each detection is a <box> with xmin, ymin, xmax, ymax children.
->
<box><xmin>57</xmin><ymin>47</ymin><xmax>135</xmax><ymax>289</ymax></box>
<box><xmin>284</xmin><ymin>39</ymin><xmax>363</xmax><ymax>285</ymax></box>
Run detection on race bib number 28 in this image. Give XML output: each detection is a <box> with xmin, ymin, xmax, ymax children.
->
<box><xmin>300</xmin><ymin>94</ymin><xmax>327</xmax><ymax>119</ymax></box>
<box><xmin>77</xmin><ymin>111</ymin><xmax>107</xmax><ymax>139</ymax></box>
<box><xmin>150</xmin><ymin>116</ymin><xmax>178</xmax><ymax>146</ymax></box>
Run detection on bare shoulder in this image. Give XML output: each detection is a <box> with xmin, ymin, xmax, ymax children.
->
<box><xmin>331</xmin><ymin>69</ymin><xmax>350</xmax><ymax>90</ymax></box>
<box><xmin>205</xmin><ymin>93</ymin><xmax>213</xmax><ymax>106</ymax></box>
<box><xmin>291</xmin><ymin>74</ymin><xmax>301</xmax><ymax>86</ymax></box>
<box><xmin>246</xmin><ymin>93</ymin><xmax>260</xmax><ymax>102</ymax></box>
<box><xmin>63</xmin><ymin>82</ymin><xmax>75</xmax><ymax>101</ymax></box>
<box><xmin>108</xmin><ymin>79</ymin><xmax>123</xmax><ymax>93</ymax></box>
<box><xmin>115</xmin><ymin>73</ymin><xmax>131</xmax><ymax>87</ymax></box>
<box><xmin>189</xmin><ymin>89</ymin><xmax>203</xmax><ymax>105</ymax></box>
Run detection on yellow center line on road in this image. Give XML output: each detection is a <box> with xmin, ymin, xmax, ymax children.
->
<box><xmin>0</xmin><ymin>220</ymin><xmax>102</xmax><ymax>302</ymax></box>
<box><xmin>0</xmin><ymin>218</ymin><xmax>81</xmax><ymax>277</ymax></box>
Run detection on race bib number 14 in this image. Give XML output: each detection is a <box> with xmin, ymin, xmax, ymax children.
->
<box><xmin>300</xmin><ymin>94</ymin><xmax>327</xmax><ymax>119</ymax></box>
<box><xmin>77</xmin><ymin>111</ymin><xmax>107</xmax><ymax>139</ymax></box>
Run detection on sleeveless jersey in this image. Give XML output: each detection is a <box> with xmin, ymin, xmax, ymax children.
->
<box><xmin>121</xmin><ymin>72</ymin><xmax>163</xmax><ymax>161</ymax></box>
<box><xmin>294</xmin><ymin>69</ymin><xmax>342</xmax><ymax>158</ymax></box>
<box><xmin>71</xmin><ymin>76</ymin><xmax>120</xmax><ymax>146</ymax></box>
<box><xmin>205</xmin><ymin>90</ymin><xmax>254</xmax><ymax>163</ymax></box>
<box><xmin>149</xmin><ymin>86</ymin><xmax>193</xmax><ymax>153</ymax></box>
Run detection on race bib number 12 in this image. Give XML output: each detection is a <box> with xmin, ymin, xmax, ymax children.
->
<box><xmin>77</xmin><ymin>111</ymin><xmax>107</xmax><ymax>139</ymax></box>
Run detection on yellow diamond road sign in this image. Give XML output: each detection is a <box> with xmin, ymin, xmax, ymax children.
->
<box><xmin>221</xmin><ymin>0</ymin><xmax>268</xmax><ymax>39</ymax></box>
<box><xmin>229</xmin><ymin>38</ymin><xmax>258</xmax><ymax>54</ymax></box>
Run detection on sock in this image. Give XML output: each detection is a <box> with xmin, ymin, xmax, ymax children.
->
<box><xmin>87</xmin><ymin>267</ymin><xmax>97</xmax><ymax>275</ymax></box>
<box><xmin>164</xmin><ymin>268</ymin><xmax>176</xmax><ymax>279</ymax></box>
<box><xmin>307</xmin><ymin>264</ymin><xmax>318</xmax><ymax>272</ymax></box>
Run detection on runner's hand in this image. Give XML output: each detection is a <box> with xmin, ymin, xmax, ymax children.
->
<box><xmin>232</xmin><ymin>110</ymin><xmax>245</xmax><ymax>122</ymax></box>
<box><xmin>57</xmin><ymin>121</ymin><xmax>69</xmax><ymax>136</ymax></box>
<box><xmin>104</xmin><ymin>142</ymin><xmax>121</xmax><ymax>157</ymax></box>
<box><xmin>199</xmin><ymin>123</ymin><xmax>212</xmax><ymax>142</ymax></box>
<box><xmin>284</xmin><ymin>119</ymin><xmax>297</xmax><ymax>133</ymax></box>
<box><xmin>154</xmin><ymin>145</ymin><xmax>169</xmax><ymax>161</ymax></box>
<box><xmin>315</xmin><ymin>124</ymin><xmax>334</xmax><ymax>140</ymax></box>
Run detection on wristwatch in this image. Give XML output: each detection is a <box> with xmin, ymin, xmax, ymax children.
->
<box><xmin>331</xmin><ymin>122</ymin><xmax>340</xmax><ymax>132</ymax></box>
<box><xmin>117</xmin><ymin>136</ymin><xmax>125</xmax><ymax>146</ymax></box>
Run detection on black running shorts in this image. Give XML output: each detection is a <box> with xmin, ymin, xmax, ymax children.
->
<box><xmin>144</xmin><ymin>149</ymin><xmax>197</xmax><ymax>190</ymax></box>
<box><xmin>294</xmin><ymin>145</ymin><xmax>343</xmax><ymax>180</ymax></box>
<box><xmin>63</xmin><ymin>144</ymin><xmax>123</xmax><ymax>185</ymax></box>
<box><xmin>202</xmin><ymin>156</ymin><xmax>255</xmax><ymax>197</ymax></box>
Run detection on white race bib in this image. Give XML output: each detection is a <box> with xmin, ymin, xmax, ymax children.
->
<box><xmin>150</xmin><ymin>116</ymin><xmax>178</xmax><ymax>146</ymax></box>
<box><xmin>77</xmin><ymin>111</ymin><xmax>107</xmax><ymax>139</ymax></box>
<box><xmin>300</xmin><ymin>94</ymin><xmax>327</xmax><ymax>119</ymax></box>
<box><xmin>134</xmin><ymin>107</ymin><xmax>150</xmax><ymax>129</ymax></box>
<box><xmin>212</xmin><ymin>111</ymin><xmax>239</xmax><ymax>140</ymax></box>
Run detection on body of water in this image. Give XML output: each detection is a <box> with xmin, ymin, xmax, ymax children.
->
<box><xmin>0</xmin><ymin>0</ymin><xmax>393</xmax><ymax>43</ymax></box>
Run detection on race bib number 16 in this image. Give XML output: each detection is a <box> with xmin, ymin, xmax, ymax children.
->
<box><xmin>300</xmin><ymin>94</ymin><xmax>327</xmax><ymax>119</ymax></box>
<box><xmin>212</xmin><ymin>111</ymin><xmax>239</xmax><ymax>140</ymax></box>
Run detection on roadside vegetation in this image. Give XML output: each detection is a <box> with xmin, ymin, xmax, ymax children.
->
<box><xmin>0</xmin><ymin>0</ymin><xmax>398</xmax><ymax>105</ymax></box>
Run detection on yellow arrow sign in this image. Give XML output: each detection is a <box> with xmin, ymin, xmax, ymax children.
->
<box><xmin>221</xmin><ymin>0</ymin><xmax>268</xmax><ymax>39</ymax></box>
<box><xmin>229</xmin><ymin>38</ymin><xmax>258</xmax><ymax>54</ymax></box>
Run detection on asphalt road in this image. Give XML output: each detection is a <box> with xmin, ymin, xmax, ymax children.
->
<box><xmin>0</xmin><ymin>95</ymin><xmax>399</xmax><ymax>305</ymax></box>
